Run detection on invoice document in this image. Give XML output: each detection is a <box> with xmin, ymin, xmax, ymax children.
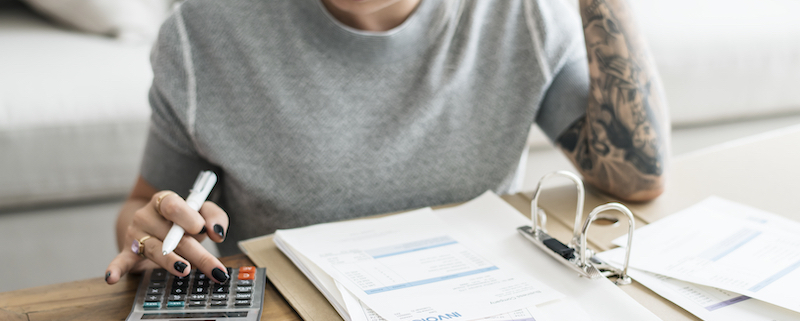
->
<box><xmin>599</xmin><ymin>248</ymin><xmax>800</xmax><ymax>320</ymax></box>
<box><xmin>606</xmin><ymin>196</ymin><xmax>800</xmax><ymax>313</ymax></box>
<box><xmin>274</xmin><ymin>192</ymin><xmax>661</xmax><ymax>321</ymax></box>
<box><xmin>275</xmin><ymin>207</ymin><xmax>563</xmax><ymax>321</ymax></box>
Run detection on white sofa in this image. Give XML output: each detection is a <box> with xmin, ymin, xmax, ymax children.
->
<box><xmin>2</xmin><ymin>0</ymin><xmax>800</xmax><ymax>210</ymax></box>
<box><xmin>0</xmin><ymin>3</ymin><xmax>152</xmax><ymax>209</ymax></box>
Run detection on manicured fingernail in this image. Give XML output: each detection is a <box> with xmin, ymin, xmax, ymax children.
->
<box><xmin>212</xmin><ymin>267</ymin><xmax>229</xmax><ymax>283</ymax></box>
<box><xmin>199</xmin><ymin>226</ymin><xmax>206</xmax><ymax>234</ymax></box>
<box><xmin>214</xmin><ymin>224</ymin><xmax>225</xmax><ymax>238</ymax></box>
<box><xmin>174</xmin><ymin>261</ymin><xmax>187</xmax><ymax>273</ymax></box>
<box><xmin>105</xmin><ymin>271</ymin><xmax>111</xmax><ymax>283</ymax></box>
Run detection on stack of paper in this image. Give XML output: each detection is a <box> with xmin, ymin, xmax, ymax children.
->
<box><xmin>597</xmin><ymin>196</ymin><xmax>800</xmax><ymax>321</ymax></box>
<box><xmin>273</xmin><ymin>192</ymin><xmax>660</xmax><ymax>321</ymax></box>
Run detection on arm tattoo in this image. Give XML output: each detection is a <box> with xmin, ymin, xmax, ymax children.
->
<box><xmin>559</xmin><ymin>0</ymin><xmax>667</xmax><ymax>198</ymax></box>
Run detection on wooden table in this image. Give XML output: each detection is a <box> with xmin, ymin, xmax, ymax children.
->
<box><xmin>3</xmin><ymin>124</ymin><xmax>799</xmax><ymax>320</ymax></box>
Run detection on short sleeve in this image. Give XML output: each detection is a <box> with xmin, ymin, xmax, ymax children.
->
<box><xmin>140</xmin><ymin>9</ymin><xmax>217</xmax><ymax>198</ymax></box>
<box><xmin>535</xmin><ymin>50</ymin><xmax>589</xmax><ymax>142</ymax></box>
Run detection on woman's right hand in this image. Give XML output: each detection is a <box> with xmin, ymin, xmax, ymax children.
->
<box><xmin>105</xmin><ymin>176</ymin><xmax>231</xmax><ymax>284</ymax></box>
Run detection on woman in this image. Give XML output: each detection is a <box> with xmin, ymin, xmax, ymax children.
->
<box><xmin>106</xmin><ymin>0</ymin><xmax>668</xmax><ymax>285</ymax></box>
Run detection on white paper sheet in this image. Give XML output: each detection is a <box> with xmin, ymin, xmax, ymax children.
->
<box><xmin>608</xmin><ymin>196</ymin><xmax>800</xmax><ymax>313</ymax></box>
<box><xmin>275</xmin><ymin>207</ymin><xmax>563</xmax><ymax>321</ymax></box>
<box><xmin>598</xmin><ymin>248</ymin><xmax>800</xmax><ymax>320</ymax></box>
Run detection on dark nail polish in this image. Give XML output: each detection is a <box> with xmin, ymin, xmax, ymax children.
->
<box><xmin>105</xmin><ymin>271</ymin><xmax>111</xmax><ymax>282</ymax></box>
<box><xmin>199</xmin><ymin>226</ymin><xmax>207</xmax><ymax>234</ymax></box>
<box><xmin>174</xmin><ymin>261</ymin><xmax>187</xmax><ymax>273</ymax></box>
<box><xmin>212</xmin><ymin>267</ymin><xmax>229</xmax><ymax>283</ymax></box>
<box><xmin>214</xmin><ymin>224</ymin><xmax>225</xmax><ymax>238</ymax></box>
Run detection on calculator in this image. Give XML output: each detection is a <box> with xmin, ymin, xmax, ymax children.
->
<box><xmin>126</xmin><ymin>266</ymin><xmax>266</xmax><ymax>321</ymax></box>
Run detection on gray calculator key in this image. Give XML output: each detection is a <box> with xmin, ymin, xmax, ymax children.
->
<box><xmin>236</xmin><ymin>280</ymin><xmax>253</xmax><ymax>286</ymax></box>
<box><xmin>236</xmin><ymin>286</ymin><xmax>252</xmax><ymax>293</ymax></box>
<box><xmin>235</xmin><ymin>293</ymin><xmax>252</xmax><ymax>300</ymax></box>
<box><xmin>147</xmin><ymin>287</ymin><xmax>163</xmax><ymax>295</ymax></box>
<box><xmin>192</xmin><ymin>286</ymin><xmax>207</xmax><ymax>294</ymax></box>
<box><xmin>235</xmin><ymin>299</ymin><xmax>251</xmax><ymax>307</ymax></box>
<box><xmin>145</xmin><ymin>295</ymin><xmax>161</xmax><ymax>302</ymax></box>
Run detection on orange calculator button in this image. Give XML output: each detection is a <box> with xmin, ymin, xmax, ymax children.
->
<box><xmin>238</xmin><ymin>272</ymin><xmax>255</xmax><ymax>280</ymax></box>
<box><xmin>239</xmin><ymin>266</ymin><xmax>255</xmax><ymax>273</ymax></box>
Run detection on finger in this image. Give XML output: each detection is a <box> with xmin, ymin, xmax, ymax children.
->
<box><xmin>105</xmin><ymin>250</ymin><xmax>142</xmax><ymax>284</ymax></box>
<box><xmin>130</xmin><ymin>205</ymin><xmax>172</xmax><ymax>241</ymax></box>
<box><xmin>198</xmin><ymin>201</ymin><xmax>229</xmax><ymax>243</ymax></box>
<box><xmin>132</xmin><ymin>230</ymin><xmax>193</xmax><ymax>278</ymax></box>
<box><xmin>153</xmin><ymin>191</ymin><xmax>206</xmax><ymax>234</ymax></box>
<box><xmin>175</xmin><ymin>235</ymin><xmax>229</xmax><ymax>284</ymax></box>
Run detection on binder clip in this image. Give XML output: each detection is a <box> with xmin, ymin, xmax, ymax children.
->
<box><xmin>517</xmin><ymin>171</ymin><xmax>634</xmax><ymax>285</ymax></box>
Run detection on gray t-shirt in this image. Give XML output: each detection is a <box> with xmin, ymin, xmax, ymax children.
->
<box><xmin>142</xmin><ymin>0</ymin><xmax>588</xmax><ymax>255</ymax></box>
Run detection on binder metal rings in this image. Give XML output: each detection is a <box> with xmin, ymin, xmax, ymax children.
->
<box><xmin>517</xmin><ymin>170</ymin><xmax>634</xmax><ymax>285</ymax></box>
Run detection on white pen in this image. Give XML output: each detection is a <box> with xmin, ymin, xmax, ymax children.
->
<box><xmin>161</xmin><ymin>171</ymin><xmax>218</xmax><ymax>256</ymax></box>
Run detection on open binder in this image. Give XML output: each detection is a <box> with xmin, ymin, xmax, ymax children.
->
<box><xmin>517</xmin><ymin>171</ymin><xmax>635</xmax><ymax>285</ymax></box>
<box><xmin>239</xmin><ymin>172</ymin><xmax>656</xmax><ymax>321</ymax></box>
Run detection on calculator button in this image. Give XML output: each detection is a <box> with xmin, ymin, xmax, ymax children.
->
<box><xmin>167</xmin><ymin>301</ymin><xmax>185</xmax><ymax>308</ymax></box>
<box><xmin>188</xmin><ymin>294</ymin><xmax>207</xmax><ymax>301</ymax></box>
<box><xmin>193</xmin><ymin>279</ymin><xmax>209</xmax><ymax>288</ymax></box>
<box><xmin>174</xmin><ymin>274</ymin><xmax>189</xmax><ymax>281</ymax></box>
<box><xmin>210</xmin><ymin>294</ymin><xmax>228</xmax><ymax>301</ymax></box>
<box><xmin>212</xmin><ymin>284</ymin><xmax>229</xmax><ymax>294</ymax></box>
<box><xmin>191</xmin><ymin>286</ymin><xmax>207</xmax><ymax>294</ymax></box>
<box><xmin>188</xmin><ymin>300</ymin><xmax>206</xmax><ymax>308</ymax></box>
<box><xmin>195</xmin><ymin>271</ymin><xmax>207</xmax><ymax>280</ymax></box>
<box><xmin>171</xmin><ymin>287</ymin><xmax>188</xmax><ymax>295</ymax></box>
<box><xmin>168</xmin><ymin>294</ymin><xmax>185</xmax><ymax>301</ymax></box>
<box><xmin>143</xmin><ymin>301</ymin><xmax>161</xmax><ymax>309</ymax></box>
<box><xmin>145</xmin><ymin>295</ymin><xmax>161</xmax><ymax>302</ymax></box>
<box><xmin>239</xmin><ymin>266</ymin><xmax>255</xmax><ymax>273</ymax></box>
<box><xmin>150</xmin><ymin>269</ymin><xmax>168</xmax><ymax>281</ymax></box>
<box><xmin>172</xmin><ymin>280</ymin><xmax>188</xmax><ymax>288</ymax></box>
<box><xmin>235</xmin><ymin>299</ymin><xmax>251</xmax><ymax>307</ymax></box>
<box><xmin>237</xmin><ymin>272</ymin><xmax>254</xmax><ymax>280</ymax></box>
<box><xmin>147</xmin><ymin>287</ymin><xmax>164</xmax><ymax>295</ymax></box>
<box><xmin>210</xmin><ymin>300</ymin><xmax>228</xmax><ymax>307</ymax></box>
<box><xmin>236</xmin><ymin>286</ymin><xmax>252</xmax><ymax>293</ymax></box>
<box><xmin>148</xmin><ymin>281</ymin><xmax>165</xmax><ymax>288</ymax></box>
<box><xmin>236</xmin><ymin>280</ymin><xmax>253</xmax><ymax>286</ymax></box>
<box><xmin>235</xmin><ymin>293</ymin><xmax>252</xmax><ymax>300</ymax></box>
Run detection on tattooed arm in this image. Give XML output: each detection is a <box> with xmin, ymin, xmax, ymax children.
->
<box><xmin>557</xmin><ymin>0</ymin><xmax>670</xmax><ymax>202</ymax></box>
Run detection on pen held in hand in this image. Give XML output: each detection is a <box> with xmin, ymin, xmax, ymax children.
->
<box><xmin>161</xmin><ymin>171</ymin><xmax>218</xmax><ymax>256</ymax></box>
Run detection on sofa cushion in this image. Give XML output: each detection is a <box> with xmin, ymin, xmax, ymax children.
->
<box><xmin>0</xmin><ymin>7</ymin><xmax>151</xmax><ymax>209</ymax></box>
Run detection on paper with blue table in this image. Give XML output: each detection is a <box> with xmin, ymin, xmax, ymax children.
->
<box><xmin>597</xmin><ymin>196</ymin><xmax>800</xmax><ymax>320</ymax></box>
<box><xmin>273</xmin><ymin>192</ymin><xmax>660</xmax><ymax>321</ymax></box>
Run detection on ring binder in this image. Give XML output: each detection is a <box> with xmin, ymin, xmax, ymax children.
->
<box><xmin>517</xmin><ymin>171</ymin><xmax>634</xmax><ymax>285</ymax></box>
